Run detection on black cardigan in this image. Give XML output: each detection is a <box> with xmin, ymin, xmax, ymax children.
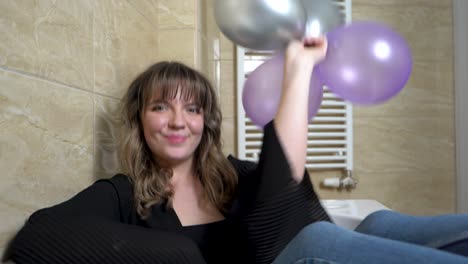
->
<box><xmin>5</xmin><ymin>122</ymin><xmax>330</xmax><ymax>264</ymax></box>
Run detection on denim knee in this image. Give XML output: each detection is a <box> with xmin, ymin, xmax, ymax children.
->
<box><xmin>363</xmin><ymin>210</ymin><xmax>396</xmax><ymax>222</ymax></box>
<box><xmin>273</xmin><ymin>222</ymin><xmax>345</xmax><ymax>264</ymax></box>
<box><xmin>296</xmin><ymin>221</ymin><xmax>339</xmax><ymax>241</ymax></box>
<box><xmin>355</xmin><ymin>210</ymin><xmax>396</xmax><ymax>234</ymax></box>
<box><xmin>292</xmin><ymin>221</ymin><xmax>353</xmax><ymax>253</ymax></box>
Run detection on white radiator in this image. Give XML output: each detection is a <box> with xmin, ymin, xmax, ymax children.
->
<box><xmin>236</xmin><ymin>0</ymin><xmax>353</xmax><ymax>172</ymax></box>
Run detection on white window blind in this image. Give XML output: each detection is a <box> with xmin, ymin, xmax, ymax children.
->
<box><xmin>236</xmin><ymin>0</ymin><xmax>353</xmax><ymax>171</ymax></box>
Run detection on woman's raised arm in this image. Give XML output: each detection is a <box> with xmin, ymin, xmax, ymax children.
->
<box><xmin>274</xmin><ymin>37</ymin><xmax>327</xmax><ymax>182</ymax></box>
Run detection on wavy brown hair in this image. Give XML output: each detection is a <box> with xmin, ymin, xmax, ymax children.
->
<box><xmin>119</xmin><ymin>61</ymin><xmax>238</xmax><ymax>219</ymax></box>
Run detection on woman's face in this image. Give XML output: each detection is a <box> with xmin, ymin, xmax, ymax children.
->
<box><xmin>142</xmin><ymin>91</ymin><xmax>204</xmax><ymax>167</ymax></box>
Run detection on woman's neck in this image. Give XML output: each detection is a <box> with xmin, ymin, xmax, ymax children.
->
<box><xmin>168</xmin><ymin>158</ymin><xmax>198</xmax><ymax>188</ymax></box>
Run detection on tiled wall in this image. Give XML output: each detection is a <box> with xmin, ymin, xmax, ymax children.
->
<box><xmin>198</xmin><ymin>0</ymin><xmax>237</xmax><ymax>156</ymax></box>
<box><xmin>0</xmin><ymin>0</ymin><xmax>200</xmax><ymax>256</ymax></box>
<box><xmin>0</xmin><ymin>0</ymin><xmax>456</xmax><ymax>257</ymax></box>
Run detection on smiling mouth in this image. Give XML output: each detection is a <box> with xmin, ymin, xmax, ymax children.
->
<box><xmin>166</xmin><ymin>135</ymin><xmax>187</xmax><ymax>144</ymax></box>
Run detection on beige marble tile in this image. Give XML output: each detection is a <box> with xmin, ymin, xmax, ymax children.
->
<box><xmin>310</xmin><ymin>168</ymin><xmax>455</xmax><ymax>215</ymax></box>
<box><xmin>200</xmin><ymin>31</ymin><xmax>235</xmax><ymax>62</ymax></box>
<box><xmin>198</xmin><ymin>0</ymin><xmax>235</xmax><ymax>71</ymax></box>
<box><xmin>353</xmin><ymin>59</ymin><xmax>454</xmax><ymax>117</ymax></box>
<box><xmin>199</xmin><ymin>29</ymin><xmax>220</xmax><ymax>64</ymax></box>
<box><xmin>219</xmin><ymin>34</ymin><xmax>236</xmax><ymax>61</ymax></box>
<box><xmin>198</xmin><ymin>35</ymin><xmax>211</xmax><ymax>75</ymax></box>
<box><xmin>201</xmin><ymin>0</ymin><xmax>235</xmax><ymax>61</ymax></box>
<box><xmin>156</xmin><ymin>28</ymin><xmax>197</xmax><ymax>65</ymax></box>
<box><xmin>199</xmin><ymin>0</ymin><xmax>223</xmax><ymax>61</ymax></box>
<box><xmin>157</xmin><ymin>0</ymin><xmax>196</xmax><ymax>29</ymax></box>
<box><xmin>353</xmin><ymin>117</ymin><xmax>455</xmax><ymax>173</ymax></box>
<box><xmin>0</xmin><ymin>0</ymin><xmax>94</xmax><ymax>90</ymax></box>
<box><xmin>205</xmin><ymin>60</ymin><xmax>221</xmax><ymax>93</ymax></box>
<box><xmin>349</xmin><ymin>170</ymin><xmax>455</xmax><ymax>215</ymax></box>
<box><xmin>352</xmin><ymin>3</ymin><xmax>452</xmax><ymax>63</ymax></box>
<box><xmin>0</xmin><ymin>201</ymin><xmax>26</xmax><ymax>259</ymax></box>
<box><xmin>94</xmin><ymin>0</ymin><xmax>159</xmax><ymax>99</ymax></box>
<box><xmin>127</xmin><ymin>0</ymin><xmax>196</xmax><ymax>30</ymax></box>
<box><xmin>204</xmin><ymin>59</ymin><xmax>236</xmax><ymax>121</ymax></box>
<box><xmin>198</xmin><ymin>0</ymin><xmax>210</xmax><ymax>39</ymax></box>
<box><xmin>126</xmin><ymin>0</ymin><xmax>160</xmax><ymax>26</ymax></box>
<box><xmin>219</xmin><ymin>60</ymin><xmax>236</xmax><ymax>119</ymax></box>
<box><xmin>94</xmin><ymin>95</ymin><xmax>122</xmax><ymax>180</ymax></box>
<box><xmin>221</xmin><ymin>117</ymin><xmax>237</xmax><ymax>156</ymax></box>
<box><xmin>200</xmin><ymin>0</ymin><xmax>215</xmax><ymax>31</ymax></box>
<box><xmin>194</xmin><ymin>13</ymin><xmax>203</xmax><ymax>70</ymax></box>
<box><xmin>0</xmin><ymin>69</ymin><xmax>94</xmax><ymax>251</ymax></box>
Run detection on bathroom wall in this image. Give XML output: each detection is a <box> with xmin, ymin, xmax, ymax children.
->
<box><xmin>198</xmin><ymin>0</ymin><xmax>237</xmax><ymax>156</ymax></box>
<box><xmin>0</xmin><ymin>0</ymin><xmax>204</xmax><ymax>256</ymax></box>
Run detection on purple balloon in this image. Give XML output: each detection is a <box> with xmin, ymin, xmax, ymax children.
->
<box><xmin>316</xmin><ymin>21</ymin><xmax>412</xmax><ymax>105</ymax></box>
<box><xmin>242</xmin><ymin>53</ymin><xmax>323</xmax><ymax>128</ymax></box>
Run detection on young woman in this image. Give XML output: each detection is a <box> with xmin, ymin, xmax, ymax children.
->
<box><xmin>5</xmin><ymin>37</ymin><xmax>468</xmax><ymax>264</ymax></box>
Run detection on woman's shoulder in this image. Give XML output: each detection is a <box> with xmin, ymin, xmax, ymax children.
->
<box><xmin>227</xmin><ymin>155</ymin><xmax>257</xmax><ymax>177</ymax></box>
<box><xmin>104</xmin><ymin>173</ymin><xmax>132</xmax><ymax>184</ymax></box>
<box><xmin>98</xmin><ymin>173</ymin><xmax>133</xmax><ymax>196</ymax></box>
<box><xmin>97</xmin><ymin>174</ymin><xmax>137</xmax><ymax>222</ymax></box>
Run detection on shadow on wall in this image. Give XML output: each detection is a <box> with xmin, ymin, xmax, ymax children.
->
<box><xmin>94</xmin><ymin>99</ymin><xmax>123</xmax><ymax>181</ymax></box>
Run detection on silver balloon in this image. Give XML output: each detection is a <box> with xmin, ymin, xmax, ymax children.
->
<box><xmin>301</xmin><ymin>0</ymin><xmax>344</xmax><ymax>37</ymax></box>
<box><xmin>214</xmin><ymin>0</ymin><xmax>307</xmax><ymax>51</ymax></box>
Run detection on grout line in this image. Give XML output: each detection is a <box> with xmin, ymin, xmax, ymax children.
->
<box><xmin>0</xmin><ymin>65</ymin><xmax>92</xmax><ymax>94</ymax></box>
<box><xmin>0</xmin><ymin>66</ymin><xmax>121</xmax><ymax>101</ymax></box>
<box><xmin>125</xmin><ymin>0</ymin><xmax>159</xmax><ymax>31</ymax></box>
<box><xmin>94</xmin><ymin>91</ymin><xmax>122</xmax><ymax>101</ymax></box>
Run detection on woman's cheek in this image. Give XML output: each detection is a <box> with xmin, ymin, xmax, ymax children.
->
<box><xmin>189</xmin><ymin>118</ymin><xmax>204</xmax><ymax>134</ymax></box>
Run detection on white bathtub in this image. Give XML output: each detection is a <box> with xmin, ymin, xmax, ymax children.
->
<box><xmin>321</xmin><ymin>199</ymin><xmax>390</xmax><ymax>230</ymax></box>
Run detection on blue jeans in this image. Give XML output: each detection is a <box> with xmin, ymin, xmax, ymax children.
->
<box><xmin>272</xmin><ymin>210</ymin><xmax>468</xmax><ymax>264</ymax></box>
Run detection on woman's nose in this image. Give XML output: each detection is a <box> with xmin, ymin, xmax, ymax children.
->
<box><xmin>168</xmin><ymin>109</ymin><xmax>185</xmax><ymax>129</ymax></box>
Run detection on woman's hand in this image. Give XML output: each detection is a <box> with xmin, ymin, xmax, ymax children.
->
<box><xmin>275</xmin><ymin>36</ymin><xmax>328</xmax><ymax>183</ymax></box>
<box><xmin>283</xmin><ymin>36</ymin><xmax>328</xmax><ymax>83</ymax></box>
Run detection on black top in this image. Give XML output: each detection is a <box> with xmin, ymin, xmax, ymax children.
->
<box><xmin>5</xmin><ymin>122</ymin><xmax>331</xmax><ymax>264</ymax></box>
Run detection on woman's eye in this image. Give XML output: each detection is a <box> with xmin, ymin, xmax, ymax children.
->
<box><xmin>152</xmin><ymin>104</ymin><xmax>167</xmax><ymax>112</ymax></box>
<box><xmin>187</xmin><ymin>106</ymin><xmax>201</xmax><ymax>114</ymax></box>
